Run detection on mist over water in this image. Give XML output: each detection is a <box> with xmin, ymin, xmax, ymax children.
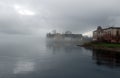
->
<box><xmin>0</xmin><ymin>36</ymin><xmax>120</xmax><ymax>78</ymax></box>
<box><xmin>0</xmin><ymin>0</ymin><xmax>120</xmax><ymax>77</ymax></box>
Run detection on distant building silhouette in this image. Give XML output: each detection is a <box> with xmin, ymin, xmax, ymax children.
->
<box><xmin>46</xmin><ymin>31</ymin><xmax>82</xmax><ymax>41</ymax></box>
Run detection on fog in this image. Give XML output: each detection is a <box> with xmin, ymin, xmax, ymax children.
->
<box><xmin>1</xmin><ymin>1</ymin><xmax>120</xmax><ymax>78</ymax></box>
<box><xmin>0</xmin><ymin>0</ymin><xmax>120</xmax><ymax>37</ymax></box>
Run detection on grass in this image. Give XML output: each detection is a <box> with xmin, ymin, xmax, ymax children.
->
<box><xmin>83</xmin><ymin>42</ymin><xmax>120</xmax><ymax>48</ymax></box>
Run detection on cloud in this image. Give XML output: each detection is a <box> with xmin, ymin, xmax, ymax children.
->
<box><xmin>0</xmin><ymin>0</ymin><xmax>120</xmax><ymax>36</ymax></box>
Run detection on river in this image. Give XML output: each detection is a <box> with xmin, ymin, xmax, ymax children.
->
<box><xmin>0</xmin><ymin>36</ymin><xmax>120</xmax><ymax>78</ymax></box>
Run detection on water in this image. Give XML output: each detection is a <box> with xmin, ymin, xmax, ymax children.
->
<box><xmin>0</xmin><ymin>36</ymin><xmax>120</xmax><ymax>78</ymax></box>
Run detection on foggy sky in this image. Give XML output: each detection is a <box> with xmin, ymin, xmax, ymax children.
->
<box><xmin>0</xmin><ymin>0</ymin><xmax>120</xmax><ymax>36</ymax></box>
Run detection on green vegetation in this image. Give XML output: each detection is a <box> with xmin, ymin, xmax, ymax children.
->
<box><xmin>83</xmin><ymin>42</ymin><xmax>120</xmax><ymax>48</ymax></box>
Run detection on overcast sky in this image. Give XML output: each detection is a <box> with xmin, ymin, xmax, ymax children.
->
<box><xmin>0</xmin><ymin>0</ymin><xmax>120</xmax><ymax>36</ymax></box>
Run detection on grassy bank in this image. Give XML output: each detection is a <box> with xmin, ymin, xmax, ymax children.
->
<box><xmin>80</xmin><ymin>42</ymin><xmax>120</xmax><ymax>52</ymax></box>
<box><xmin>83</xmin><ymin>42</ymin><xmax>120</xmax><ymax>48</ymax></box>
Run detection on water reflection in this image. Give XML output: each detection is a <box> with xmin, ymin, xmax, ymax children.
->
<box><xmin>0</xmin><ymin>37</ymin><xmax>120</xmax><ymax>78</ymax></box>
<box><xmin>46</xmin><ymin>39</ymin><xmax>83</xmax><ymax>54</ymax></box>
<box><xmin>92</xmin><ymin>49</ymin><xmax>120</xmax><ymax>68</ymax></box>
<box><xmin>47</xmin><ymin>39</ymin><xmax>120</xmax><ymax>68</ymax></box>
<box><xmin>14</xmin><ymin>61</ymin><xmax>35</xmax><ymax>74</ymax></box>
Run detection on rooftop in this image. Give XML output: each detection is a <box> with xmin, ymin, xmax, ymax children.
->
<box><xmin>93</xmin><ymin>26</ymin><xmax>120</xmax><ymax>32</ymax></box>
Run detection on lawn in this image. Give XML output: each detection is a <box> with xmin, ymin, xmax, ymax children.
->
<box><xmin>84</xmin><ymin>42</ymin><xmax>120</xmax><ymax>48</ymax></box>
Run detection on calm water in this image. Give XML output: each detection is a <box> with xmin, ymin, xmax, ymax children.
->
<box><xmin>0</xmin><ymin>36</ymin><xmax>120</xmax><ymax>78</ymax></box>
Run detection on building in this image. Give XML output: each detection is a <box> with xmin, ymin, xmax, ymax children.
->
<box><xmin>47</xmin><ymin>32</ymin><xmax>82</xmax><ymax>41</ymax></box>
<box><xmin>63</xmin><ymin>34</ymin><xmax>82</xmax><ymax>40</ymax></box>
<box><xmin>93</xmin><ymin>26</ymin><xmax>120</xmax><ymax>43</ymax></box>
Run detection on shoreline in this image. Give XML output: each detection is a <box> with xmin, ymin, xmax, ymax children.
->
<box><xmin>77</xmin><ymin>42</ymin><xmax>120</xmax><ymax>52</ymax></box>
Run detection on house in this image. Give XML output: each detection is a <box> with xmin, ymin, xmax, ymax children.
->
<box><xmin>93</xmin><ymin>26</ymin><xmax>120</xmax><ymax>43</ymax></box>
